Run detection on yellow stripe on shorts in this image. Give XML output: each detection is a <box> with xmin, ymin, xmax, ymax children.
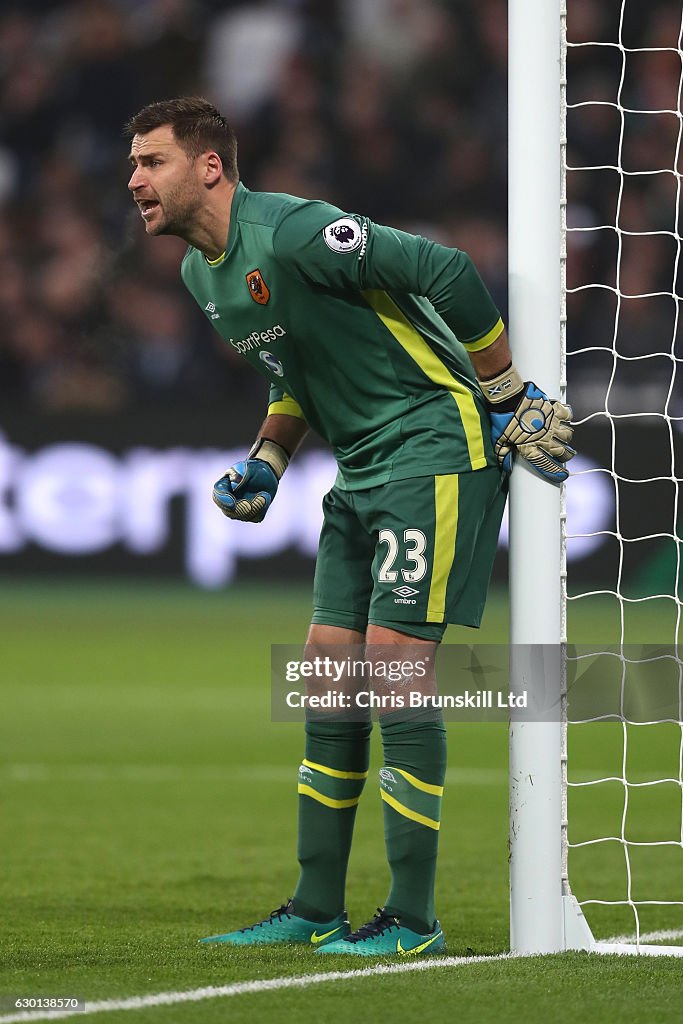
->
<box><xmin>362</xmin><ymin>290</ymin><xmax>487</xmax><ymax>470</ymax></box>
<box><xmin>427</xmin><ymin>474</ymin><xmax>459</xmax><ymax>622</ymax></box>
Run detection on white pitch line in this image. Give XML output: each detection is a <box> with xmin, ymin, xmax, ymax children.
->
<box><xmin>1</xmin><ymin>764</ymin><xmax>508</xmax><ymax>786</ymax></box>
<box><xmin>0</xmin><ymin>954</ymin><xmax>510</xmax><ymax>1023</ymax></box>
<box><xmin>603</xmin><ymin>927</ymin><xmax>683</xmax><ymax>946</ymax></box>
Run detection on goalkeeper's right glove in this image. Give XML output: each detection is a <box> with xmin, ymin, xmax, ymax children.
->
<box><xmin>212</xmin><ymin>438</ymin><xmax>289</xmax><ymax>523</ymax></box>
<box><xmin>480</xmin><ymin>364</ymin><xmax>575</xmax><ymax>484</ymax></box>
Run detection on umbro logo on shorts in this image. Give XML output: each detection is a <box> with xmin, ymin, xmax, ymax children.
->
<box><xmin>392</xmin><ymin>586</ymin><xmax>419</xmax><ymax>598</ymax></box>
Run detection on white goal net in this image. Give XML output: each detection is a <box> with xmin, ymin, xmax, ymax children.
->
<box><xmin>562</xmin><ymin>0</ymin><xmax>683</xmax><ymax>951</ymax></box>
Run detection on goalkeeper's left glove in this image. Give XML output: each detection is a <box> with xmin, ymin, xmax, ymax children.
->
<box><xmin>480</xmin><ymin>364</ymin><xmax>575</xmax><ymax>484</ymax></box>
<box><xmin>212</xmin><ymin>438</ymin><xmax>289</xmax><ymax>523</ymax></box>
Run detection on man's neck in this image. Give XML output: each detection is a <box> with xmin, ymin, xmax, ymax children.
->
<box><xmin>184</xmin><ymin>180</ymin><xmax>237</xmax><ymax>260</ymax></box>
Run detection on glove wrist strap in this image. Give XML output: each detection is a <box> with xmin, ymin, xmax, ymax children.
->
<box><xmin>247</xmin><ymin>437</ymin><xmax>289</xmax><ymax>479</ymax></box>
<box><xmin>478</xmin><ymin>363</ymin><xmax>524</xmax><ymax>407</ymax></box>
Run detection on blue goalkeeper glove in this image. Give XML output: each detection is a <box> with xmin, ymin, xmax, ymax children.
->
<box><xmin>480</xmin><ymin>365</ymin><xmax>575</xmax><ymax>484</ymax></box>
<box><xmin>212</xmin><ymin>438</ymin><xmax>289</xmax><ymax>523</ymax></box>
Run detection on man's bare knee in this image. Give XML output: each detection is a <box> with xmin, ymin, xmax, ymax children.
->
<box><xmin>306</xmin><ymin>623</ymin><xmax>365</xmax><ymax>646</ymax></box>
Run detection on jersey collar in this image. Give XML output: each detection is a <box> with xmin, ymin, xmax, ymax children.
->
<box><xmin>204</xmin><ymin>180</ymin><xmax>247</xmax><ymax>268</ymax></box>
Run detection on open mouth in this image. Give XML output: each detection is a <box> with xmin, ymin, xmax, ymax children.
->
<box><xmin>139</xmin><ymin>200</ymin><xmax>160</xmax><ymax>219</ymax></box>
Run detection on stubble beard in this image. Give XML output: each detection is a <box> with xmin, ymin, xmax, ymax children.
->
<box><xmin>148</xmin><ymin>175</ymin><xmax>203</xmax><ymax>239</ymax></box>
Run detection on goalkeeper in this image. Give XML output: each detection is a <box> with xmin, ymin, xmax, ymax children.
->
<box><xmin>125</xmin><ymin>97</ymin><xmax>574</xmax><ymax>958</ymax></box>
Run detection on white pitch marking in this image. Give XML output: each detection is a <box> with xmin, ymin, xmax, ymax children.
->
<box><xmin>10</xmin><ymin>763</ymin><xmax>664</xmax><ymax>787</ymax></box>
<box><xmin>0</xmin><ymin>954</ymin><xmax>510</xmax><ymax>1023</ymax></box>
<box><xmin>1</xmin><ymin>764</ymin><xmax>508</xmax><ymax>786</ymax></box>
<box><xmin>603</xmin><ymin>927</ymin><xmax>683</xmax><ymax>946</ymax></box>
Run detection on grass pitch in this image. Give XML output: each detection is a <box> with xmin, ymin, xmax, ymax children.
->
<box><xmin>1</xmin><ymin>580</ymin><xmax>682</xmax><ymax>1023</ymax></box>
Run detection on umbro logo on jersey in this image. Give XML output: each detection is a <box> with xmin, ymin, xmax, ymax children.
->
<box><xmin>323</xmin><ymin>217</ymin><xmax>363</xmax><ymax>253</ymax></box>
<box><xmin>246</xmin><ymin>268</ymin><xmax>270</xmax><ymax>305</ymax></box>
<box><xmin>204</xmin><ymin>301</ymin><xmax>220</xmax><ymax>320</ymax></box>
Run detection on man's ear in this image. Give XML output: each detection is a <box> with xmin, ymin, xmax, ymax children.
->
<box><xmin>204</xmin><ymin>151</ymin><xmax>223</xmax><ymax>186</ymax></box>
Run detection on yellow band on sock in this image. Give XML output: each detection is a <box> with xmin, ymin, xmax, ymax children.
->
<box><xmin>302</xmin><ymin>759</ymin><xmax>368</xmax><ymax>780</ymax></box>
<box><xmin>380</xmin><ymin>789</ymin><xmax>441</xmax><ymax>830</ymax></box>
<box><xmin>298</xmin><ymin>784</ymin><xmax>361</xmax><ymax>809</ymax></box>
<box><xmin>393</xmin><ymin>767</ymin><xmax>444</xmax><ymax>796</ymax></box>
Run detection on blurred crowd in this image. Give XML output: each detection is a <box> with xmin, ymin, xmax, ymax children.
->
<box><xmin>0</xmin><ymin>0</ymin><xmax>680</xmax><ymax>415</ymax></box>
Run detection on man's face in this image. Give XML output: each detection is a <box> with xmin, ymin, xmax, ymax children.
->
<box><xmin>128</xmin><ymin>126</ymin><xmax>204</xmax><ymax>236</ymax></box>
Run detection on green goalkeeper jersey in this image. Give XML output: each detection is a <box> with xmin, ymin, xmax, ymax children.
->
<box><xmin>181</xmin><ymin>182</ymin><xmax>504</xmax><ymax>490</ymax></box>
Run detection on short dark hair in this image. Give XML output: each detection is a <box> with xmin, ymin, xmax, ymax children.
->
<box><xmin>124</xmin><ymin>97</ymin><xmax>238</xmax><ymax>182</ymax></box>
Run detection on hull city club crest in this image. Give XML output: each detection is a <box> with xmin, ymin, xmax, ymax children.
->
<box><xmin>246</xmin><ymin>268</ymin><xmax>270</xmax><ymax>305</ymax></box>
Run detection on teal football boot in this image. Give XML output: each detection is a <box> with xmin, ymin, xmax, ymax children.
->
<box><xmin>316</xmin><ymin>908</ymin><xmax>445</xmax><ymax>957</ymax></box>
<box><xmin>200</xmin><ymin>900</ymin><xmax>350</xmax><ymax>947</ymax></box>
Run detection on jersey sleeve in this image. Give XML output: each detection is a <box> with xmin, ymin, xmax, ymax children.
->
<box><xmin>267</xmin><ymin>383</ymin><xmax>307</xmax><ymax>420</ymax></box>
<box><xmin>271</xmin><ymin>202</ymin><xmax>504</xmax><ymax>351</ymax></box>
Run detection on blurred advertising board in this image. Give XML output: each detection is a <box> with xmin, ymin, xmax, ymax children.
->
<box><xmin>0</xmin><ymin>411</ymin><xmax>679</xmax><ymax>592</ymax></box>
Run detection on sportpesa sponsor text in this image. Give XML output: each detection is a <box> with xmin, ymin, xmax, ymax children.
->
<box><xmin>230</xmin><ymin>324</ymin><xmax>287</xmax><ymax>353</ymax></box>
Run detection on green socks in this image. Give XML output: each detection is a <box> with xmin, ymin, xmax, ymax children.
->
<box><xmin>292</xmin><ymin>712</ymin><xmax>447</xmax><ymax>933</ymax></box>
<box><xmin>379</xmin><ymin>712</ymin><xmax>447</xmax><ymax>934</ymax></box>
<box><xmin>293</xmin><ymin>718</ymin><xmax>371</xmax><ymax>922</ymax></box>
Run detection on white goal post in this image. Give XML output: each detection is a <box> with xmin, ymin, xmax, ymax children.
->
<box><xmin>507</xmin><ymin>0</ymin><xmax>683</xmax><ymax>956</ymax></box>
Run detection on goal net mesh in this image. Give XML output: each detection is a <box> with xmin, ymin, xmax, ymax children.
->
<box><xmin>562</xmin><ymin>0</ymin><xmax>683</xmax><ymax>947</ymax></box>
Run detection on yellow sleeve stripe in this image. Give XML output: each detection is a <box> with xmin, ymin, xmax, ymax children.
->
<box><xmin>362</xmin><ymin>289</ymin><xmax>487</xmax><ymax>471</ymax></box>
<box><xmin>462</xmin><ymin>317</ymin><xmax>505</xmax><ymax>353</ymax></box>
<box><xmin>302</xmin><ymin>759</ymin><xmax>368</xmax><ymax>780</ymax></box>
<box><xmin>267</xmin><ymin>394</ymin><xmax>306</xmax><ymax>420</ymax></box>
<box><xmin>392</xmin><ymin>767</ymin><xmax>444</xmax><ymax>796</ymax></box>
<box><xmin>298</xmin><ymin>784</ymin><xmax>360</xmax><ymax>809</ymax></box>
<box><xmin>380</xmin><ymin>789</ymin><xmax>440</xmax><ymax>830</ymax></box>
<box><xmin>427</xmin><ymin>474</ymin><xmax>459</xmax><ymax>622</ymax></box>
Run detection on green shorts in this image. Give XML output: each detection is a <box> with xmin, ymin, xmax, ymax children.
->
<box><xmin>312</xmin><ymin>467</ymin><xmax>507</xmax><ymax>642</ymax></box>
